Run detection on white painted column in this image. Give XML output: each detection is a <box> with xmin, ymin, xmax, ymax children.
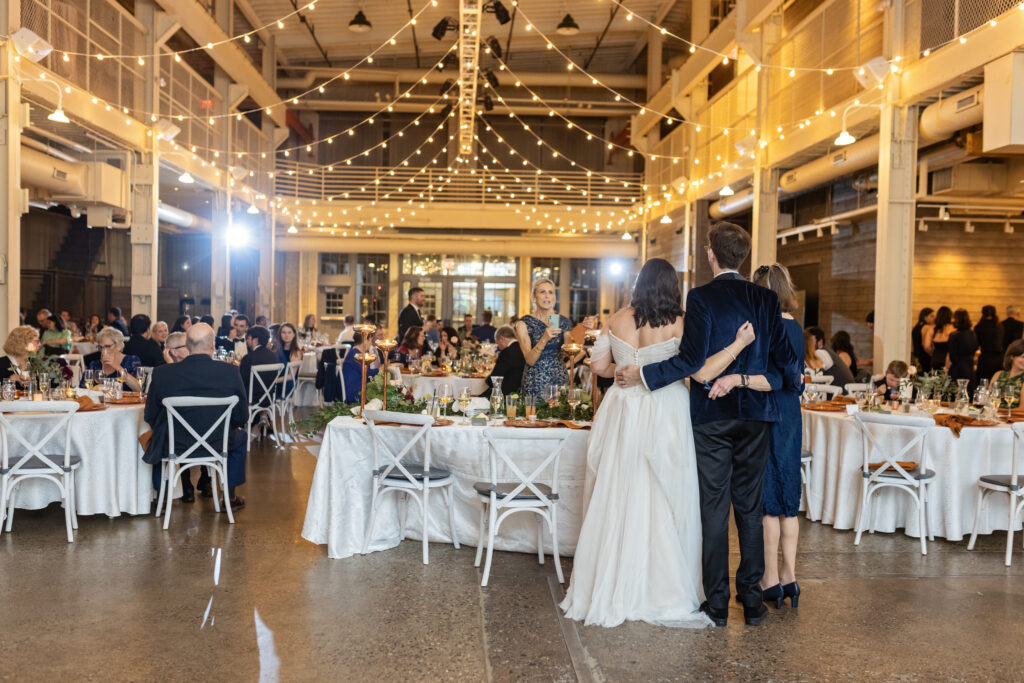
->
<box><xmin>750</xmin><ymin>167</ymin><xmax>779</xmax><ymax>273</ymax></box>
<box><xmin>0</xmin><ymin>31</ymin><xmax>23</xmax><ymax>339</ymax></box>
<box><xmin>210</xmin><ymin>191</ymin><xmax>232</xmax><ymax>317</ymax></box>
<box><xmin>256</xmin><ymin>33</ymin><xmax>276</xmax><ymax>320</ymax></box>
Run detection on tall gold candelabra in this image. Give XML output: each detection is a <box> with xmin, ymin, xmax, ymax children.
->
<box><xmin>563</xmin><ymin>342</ymin><xmax>583</xmax><ymax>394</ymax></box>
<box><xmin>374</xmin><ymin>334</ymin><xmax>398</xmax><ymax>408</ymax></box>
<box><xmin>353</xmin><ymin>323</ymin><xmax>377</xmax><ymax>412</ymax></box>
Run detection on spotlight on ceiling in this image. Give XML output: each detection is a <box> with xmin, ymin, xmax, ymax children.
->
<box><xmin>557</xmin><ymin>13</ymin><xmax>580</xmax><ymax>36</ymax></box>
<box><xmin>436</xmin><ymin>53</ymin><xmax>457</xmax><ymax>72</ymax></box>
<box><xmin>440</xmin><ymin>78</ymin><xmax>457</xmax><ymax>96</ymax></box>
<box><xmin>483</xmin><ymin>69</ymin><xmax>500</xmax><ymax>88</ymax></box>
<box><xmin>853</xmin><ymin>56</ymin><xmax>890</xmax><ymax>88</ymax></box>
<box><xmin>432</xmin><ymin>17</ymin><xmax>457</xmax><ymax>41</ymax></box>
<box><xmin>178</xmin><ymin>171</ymin><xmax>195</xmax><ymax>184</ymax></box>
<box><xmin>485</xmin><ymin>35</ymin><xmax>503</xmax><ymax>58</ymax></box>
<box><xmin>348</xmin><ymin>10</ymin><xmax>372</xmax><ymax>33</ymax></box>
<box><xmin>834</xmin><ymin>129</ymin><xmax>856</xmax><ymax>146</ymax></box>
<box><xmin>440</xmin><ymin>103</ymin><xmax>454</xmax><ymax>119</ymax></box>
<box><xmin>484</xmin><ymin>0</ymin><xmax>511</xmax><ymax>25</ymax></box>
<box><xmin>719</xmin><ymin>185</ymin><xmax>735</xmax><ymax>196</ymax></box>
<box><xmin>482</xmin><ymin>94</ymin><xmax>494</xmax><ymax>112</ymax></box>
<box><xmin>155</xmin><ymin>119</ymin><xmax>181</xmax><ymax>142</ymax></box>
<box><xmin>940</xmin><ymin>207</ymin><xmax>950</xmax><ymax>221</ymax></box>
<box><xmin>287</xmin><ymin>225</ymin><xmax>298</xmax><ymax>234</ymax></box>
<box><xmin>12</xmin><ymin>28</ymin><xmax>53</xmax><ymax>63</ymax></box>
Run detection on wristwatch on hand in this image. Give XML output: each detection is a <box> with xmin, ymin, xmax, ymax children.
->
<box><xmin>741</xmin><ymin>374</ymin><xmax>749</xmax><ymax>388</ymax></box>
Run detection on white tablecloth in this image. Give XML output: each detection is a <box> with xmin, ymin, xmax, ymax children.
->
<box><xmin>301</xmin><ymin>417</ymin><xmax>590</xmax><ymax>559</ymax></box>
<box><xmin>803</xmin><ymin>409</ymin><xmax>1019</xmax><ymax>541</ymax></box>
<box><xmin>11</xmin><ymin>404</ymin><xmax>152</xmax><ymax>516</ymax></box>
<box><xmin>401</xmin><ymin>375</ymin><xmax>490</xmax><ymax>400</ymax></box>
<box><xmin>294</xmin><ymin>351</ymin><xmax>321</xmax><ymax>407</ymax></box>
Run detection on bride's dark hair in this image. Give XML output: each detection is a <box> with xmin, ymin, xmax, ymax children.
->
<box><xmin>631</xmin><ymin>258</ymin><xmax>684</xmax><ymax>328</ymax></box>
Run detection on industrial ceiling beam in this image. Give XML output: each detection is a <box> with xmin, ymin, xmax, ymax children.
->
<box><xmin>458</xmin><ymin>0</ymin><xmax>483</xmax><ymax>156</ymax></box>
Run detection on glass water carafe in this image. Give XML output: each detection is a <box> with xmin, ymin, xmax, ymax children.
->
<box><xmin>955</xmin><ymin>378</ymin><xmax>971</xmax><ymax>415</ymax></box>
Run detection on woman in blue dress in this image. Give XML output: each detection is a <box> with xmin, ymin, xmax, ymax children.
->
<box><xmin>514</xmin><ymin>278</ymin><xmax>588</xmax><ymax>397</ymax></box>
<box><xmin>87</xmin><ymin>327</ymin><xmax>143</xmax><ymax>392</ymax></box>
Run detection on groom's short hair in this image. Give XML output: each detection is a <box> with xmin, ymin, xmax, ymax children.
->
<box><xmin>707</xmin><ymin>222</ymin><xmax>751</xmax><ymax>270</ymax></box>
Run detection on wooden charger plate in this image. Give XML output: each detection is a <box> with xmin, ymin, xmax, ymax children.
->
<box><xmin>364</xmin><ymin>418</ymin><xmax>453</xmax><ymax>427</ymax></box>
<box><xmin>502</xmin><ymin>419</ymin><xmax>552</xmax><ymax>428</ymax></box>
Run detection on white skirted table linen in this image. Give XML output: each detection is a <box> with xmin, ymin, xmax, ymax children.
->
<box><xmin>10</xmin><ymin>404</ymin><xmax>152</xmax><ymax>516</ymax></box>
<box><xmin>302</xmin><ymin>416</ymin><xmax>590</xmax><ymax>559</ymax></box>
<box><xmin>802</xmin><ymin>409</ymin><xmax>1019</xmax><ymax>540</ymax></box>
<box><xmin>399</xmin><ymin>374</ymin><xmax>490</xmax><ymax>400</ymax></box>
<box><xmin>294</xmin><ymin>348</ymin><xmax>329</xmax><ymax>407</ymax></box>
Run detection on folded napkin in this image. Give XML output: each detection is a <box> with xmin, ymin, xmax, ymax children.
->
<box><xmin>553</xmin><ymin>420</ymin><xmax>590</xmax><ymax>430</ymax></box>
<box><xmin>138</xmin><ymin>429</ymin><xmax>153</xmax><ymax>450</ymax></box>
<box><xmin>933</xmin><ymin>413</ymin><xmax>998</xmax><ymax>437</ymax></box>
<box><xmin>75</xmin><ymin>395</ymin><xmax>107</xmax><ymax>413</ymax></box>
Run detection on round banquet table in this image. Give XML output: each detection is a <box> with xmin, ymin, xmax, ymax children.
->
<box><xmin>802</xmin><ymin>408</ymin><xmax>1020</xmax><ymax>541</ymax></box>
<box><xmin>301</xmin><ymin>416</ymin><xmax>591</xmax><ymax>560</ymax></box>
<box><xmin>400</xmin><ymin>374</ymin><xmax>490</xmax><ymax>400</ymax></box>
<box><xmin>9</xmin><ymin>403</ymin><xmax>153</xmax><ymax>516</ymax></box>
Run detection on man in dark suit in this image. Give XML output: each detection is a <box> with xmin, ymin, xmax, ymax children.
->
<box><xmin>238</xmin><ymin>326</ymin><xmax>280</xmax><ymax>407</ymax></box>
<box><xmin>472</xmin><ymin>310</ymin><xmax>498</xmax><ymax>344</ymax></box>
<box><xmin>397</xmin><ymin>287</ymin><xmax>425</xmax><ymax>344</ymax></box>
<box><xmin>123</xmin><ymin>314</ymin><xmax>165</xmax><ymax>367</ymax></box>
<box><xmin>617</xmin><ymin>222</ymin><xmax>799</xmax><ymax>627</ymax></box>
<box><xmin>143</xmin><ymin>323</ymin><xmax>248</xmax><ymax>508</ymax></box>
<box><xmin>1004</xmin><ymin>305</ymin><xmax>1024</xmax><ymax>344</ymax></box>
<box><xmin>481</xmin><ymin>326</ymin><xmax>525</xmax><ymax>398</ymax></box>
<box><xmin>106</xmin><ymin>307</ymin><xmax>129</xmax><ymax>336</ymax></box>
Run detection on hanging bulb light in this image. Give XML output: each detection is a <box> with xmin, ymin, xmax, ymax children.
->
<box><xmin>348</xmin><ymin>10</ymin><xmax>372</xmax><ymax>33</ymax></box>
<box><xmin>179</xmin><ymin>171</ymin><xmax>195</xmax><ymax>184</ymax></box>
<box><xmin>659</xmin><ymin>214</ymin><xmax>672</xmax><ymax>224</ymax></box>
<box><xmin>556</xmin><ymin>14</ymin><xmax>580</xmax><ymax>36</ymax></box>
<box><xmin>47</xmin><ymin>107</ymin><xmax>70</xmax><ymax>124</ymax></box>
<box><xmin>622</xmin><ymin>230</ymin><xmax>632</xmax><ymax>240</ymax></box>
<box><xmin>247</xmin><ymin>203</ymin><xmax>259</xmax><ymax>215</ymax></box>
<box><xmin>719</xmin><ymin>185</ymin><xmax>735</xmax><ymax>196</ymax></box>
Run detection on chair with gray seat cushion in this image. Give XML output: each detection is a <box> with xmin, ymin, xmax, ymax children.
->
<box><xmin>361</xmin><ymin>410</ymin><xmax>459</xmax><ymax>565</ymax></box>
<box><xmin>800</xmin><ymin>449</ymin><xmax>816</xmax><ymax>520</ymax></box>
<box><xmin>853</xmin><ymin>412</ymin><xmax>936</xmax><ymax>555</ymax></box>
<box><xmin>474</xmin><ymin>427</ymin><xmax>570</xmax><ymax>587</ymax></box>
<box><xmin>968</xmin><ymin>422</ymin><xmax>1024</xmax><ymax>565</ymax></box>
<box><xmin>0</xmin><ymin>401</ymin><xmax>81</xmax><ymax>542</ymax></box>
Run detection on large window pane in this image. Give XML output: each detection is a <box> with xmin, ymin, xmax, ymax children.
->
<box><xmin>569</xmin><ymin>258</ymin><xmax>599</xmax><ymax>322</ymax></box>
<box><xmin>452</xmin><ymin>281</ymin><xmax>478</xmax><ymax>323</ymax></box>
<box><xmin>483</xmin><ymin>283</ymin><xmax>517</xmax><ymax>326</ymax></box>
<box><xmin>357</xmin><ymin>254</ymin><xmax>389</xmax><ymax>326</ymax></box>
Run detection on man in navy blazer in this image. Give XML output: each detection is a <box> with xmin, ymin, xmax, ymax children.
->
<box><xmin>144</xmin><ymin>323</ymin><xmax>248</xmax><ymax>508</ymax></box>
<box><xmin>617</xmin><ymin>221</ymin><xmax>799</xmax><ymax>627</ymax></box>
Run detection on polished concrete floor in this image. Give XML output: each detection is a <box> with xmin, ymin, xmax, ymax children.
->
<box><xmin>2</xmin><ymin>436</ymin><xmax>1024</xmax><ymax>682</ymax></box>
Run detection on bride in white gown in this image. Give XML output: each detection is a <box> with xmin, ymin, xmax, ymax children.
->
<box><xmin>561</xmin><ymin>258</ymin><xmax>755</xmax><ymax>628</ymax></box>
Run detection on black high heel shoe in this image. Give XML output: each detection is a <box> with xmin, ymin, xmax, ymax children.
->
<box><xmin>761</xmin><ymin>583</ymin><xmax>784</xmax><ymax>609</ymax></box>
<box><xmin>782</xmin><ymin>581</ymin><xmax>800</xmax><ymax>608</ymax></box>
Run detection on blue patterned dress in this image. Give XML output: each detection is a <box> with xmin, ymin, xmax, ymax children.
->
<box><xmin>520</xmin><ymin>314</ymin><xmax>573</xmax><ymax>397</ymax></box>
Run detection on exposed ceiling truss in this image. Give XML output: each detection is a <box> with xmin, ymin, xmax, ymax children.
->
<box><xmin>458</xmin><ymin>0</ymin><xmax>483</xmax><ymax>155</ymax></box>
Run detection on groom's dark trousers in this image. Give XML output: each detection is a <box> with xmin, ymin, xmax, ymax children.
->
<box><xmin>641</xmin><ymin>272</ymin><xmax>800</xmax><ymax>611</ymax></box>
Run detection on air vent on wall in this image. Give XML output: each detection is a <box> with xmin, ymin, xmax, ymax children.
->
<box><xmin>831</xmin><ymin>150</ymin><xmax>848</xmax><ymax>166</ymax></box>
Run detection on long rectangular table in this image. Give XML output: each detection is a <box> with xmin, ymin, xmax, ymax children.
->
<box><xmin>301</xmin><ymin>417</ymin><xmax>591</xmax><ymax>559</ymax></box>
<box><xmin>802</xmin><ymin>409</ymin><xmax>1019</xmax><ymax>541</ymax></box>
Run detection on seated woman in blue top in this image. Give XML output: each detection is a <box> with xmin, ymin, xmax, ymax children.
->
<box><xmin>274</xmin><ymin>322</ymin><xmax>305</xmax><ymax>397</ymax></box>
<box><xmin>87</xmin><ymin>326</ymin><xmax>143</xmax><ymax>392</ymax></box>
<box><xmin>341</xmin><ymin>331</ymin><xmax>380</xmax><ymax>403</ymax></box>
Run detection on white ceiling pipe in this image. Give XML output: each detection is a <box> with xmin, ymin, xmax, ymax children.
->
<box><xmin>157</xmin><ymin>202</ymin><xmax>213</xmax><ymax>232</ymax></box>
<box><xmin>709</xmin><ymin>86</ymin><xmax>987</xmax><ymax>218</ymax></box>
<box><xmin>708</xmin><ymin>187</ymin><xmax>754</xmax><ymax>219</ymax></box>
<box><xmin>275</xmin><ymin>235</ymin><xmax>637</xmax><ymax>258</ymax></box>
<box><xmin>275</xmin><ymin>68</ymin><xmax>646</xmax><ymax>91</ymax></box>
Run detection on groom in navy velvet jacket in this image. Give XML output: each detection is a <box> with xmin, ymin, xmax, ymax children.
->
<box><xmin>616</xmin><ymin>221</ymin><xmax>799</xmax><ymax>627</ymax></box>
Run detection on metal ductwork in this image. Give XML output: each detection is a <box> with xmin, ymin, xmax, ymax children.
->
<box><xmin>709</xmin><ymin>84</ymin><xmax>986</xmax><ymax>219</ymax></box>
<box><xmin>157</xmin><ymin>203</ymin><xmax>212</xmax><ymax>232</ymax></box>
<box><xmin>21</xmin><ymin>145</ymin><xmax>88</xmax><ymax>197</ymax></box>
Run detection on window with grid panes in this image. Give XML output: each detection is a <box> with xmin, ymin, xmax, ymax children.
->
<box><xmin>569</xmin><ymin>258</ymin><xmax>599</xmax><ymax>322</ymax></box>
<box><xmin>356</xmin><ymin>254</ymin><xmax>389</xmax><ymax>326</ymax></box>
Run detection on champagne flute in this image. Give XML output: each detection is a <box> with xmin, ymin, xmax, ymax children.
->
<box><xmin>437</xmin><ymin>382</ymin><xmax>454</xmax><ymax>418</ymax></box>
<box><xmin>568</xmin><ymin>387</ymin><xmax>582</xmax><ymax>422</ymax></box>
<box><xmin>457</xmin><ymin>387</ymin><xmax>472</xmax><ymax>420</ymax></box>
<box><xmin>83</xmin><ymin>369</ymin><xmax>96</xmax><ymax>392</ymax></box>
<box><xmin>135</xmin><ymin>367</ymin><xmax>147</xmax><ymax>393</ymax></box>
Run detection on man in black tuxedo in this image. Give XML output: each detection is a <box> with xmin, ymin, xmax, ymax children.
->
<box><xmin>617</xmin><ymin>222</ymin><xmax>799</xmax><ymax>627</ymax></box>
<box><xmin>397</xmin><ymin>287</ymin><xmax>425</xmax><ymax>344</ymax></box>
<box><xmin>481</xmin><ymin>326</ymin><xmax>524</xmax><ymax>398</ymax></box>
<box><xmin>238</xmin><ymin>326</ymin><xmax>279</xmax><ymax>407</ymax></box>
<box><xmin>143</xmin><ymin>323</ymin><xmax>248</xmax><ymax>508</ymax></box>
<box><xmin>123</xmin><ymin>314</ymin><xmax>165</xmax><ymax>367</ymax></box>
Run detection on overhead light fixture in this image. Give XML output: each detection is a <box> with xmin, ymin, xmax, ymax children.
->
<box><xmin>659</xmin><ymin>214</ymin><xmax>672</xmax><ymax>224</ymax></box>
<box><xmin>484</xmin><ymin>0</ymin><xmax>511</xmax><ymax>25</ymax></box>
<box><xmin>964</xmin><ymin>220</ymin><xmax>975</xmax><ymax>233</ymax></box>
<box><xmin>1005</xmin><ymin>221</ymin><xmax>1015</xmax><ymax>234</ymax></box>
<box><xmin>47</xmin><ymin>107</ymin><xmax>70</xmax><ymax>124</ymax></box>
<box><xmin>155</xmin><ymin>119</ymin><xmax>181</xmax><ymax>141</ymax></box>
<box><xmin>485</xmin><ymin>35</ymin><xmax>503</xmax><ymax>59</ymax></box>
<box><xmin>287</xmin><ymin>225</ymin><xmax>298</xmax><ymax>234</ymax></box>
<box><xmin>917</xmin><ymin>218</ymin><xmax>927</xmax><ymax>232</ymax></box>
<box><xmin>348</xmin><ymin>10</ymin><xmax>372</xmax><ymax>33</ymax></box>
<box><xmin>853</xmin><ymin>56</ymin><xmax>889</xmax><ymax>88</ymax></box>
<box><xmin>557</xmin><ymin>13</ymin><xmax>580</xmax><ymax>36</ymax></box>
<box><xmin>482</xmin><ymin>94</ymin><xmax>494</xmax><ymax>112</ymax></box>
<box><xmin>440</xmin><ymin>102</ymin><xmax>454</xmax><ymax>119</ymax></box>
<box><xmin>835</xmin><ymin>129</ymin><xmax>856</xmax><ymax>146</ymax></box>
<box><xmin>432</xmin><ymin>17</ymin><xmax>457</xmax><ymax>41</ymax></box>
<box><xmin>247</xmin><ymin>203</ymin><xmax>259</xmax><ymax>215</ymax></box>
<box><xmin>179</xmin><ymin>171</ymin><xmax>195</xmax><ymax>184</ymax></box>
<box><xmin>940</xmin><ymin>207</ymin><xmax>950</xmax><ymax>220</ymax></box>
<box><xmin>439</xmin><ymin>78</ymin><xmax>457</xmax><ymax>96</ymax></box>
<box><xmin>483</xmin><ymin>69</ymin><xmax>500</xmax><ymax>88</ymax></box>
<box><xmin>436</xmin><ymin>53</ymin><xmax>457</xmax><ymax>72</ymax></box>
<box><xmin>719</xmin><ymin>185</ymin><xmax>735</xmax><ymax>196</ymax></box>
<box><xmin>622</xmin><ymin>231</ymin><xmax>632</xmax><ymax>240</ymax></box>
<box><xmin>12</xmin><ymin>28</ymin><xmax>53</xmax><ymax>62</ymax></box>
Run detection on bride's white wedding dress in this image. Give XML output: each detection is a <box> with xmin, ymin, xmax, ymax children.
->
<box><xmin>560</xmin><ymin>332</ymin><xmax>710</xmax><ymax>628</ymax></box>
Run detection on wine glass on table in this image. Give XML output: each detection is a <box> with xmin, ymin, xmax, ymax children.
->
<box><xmin>135</xmin><ymin>367</ymin><xmax>147</xmax><ymax>393</ymax></box>
<box><xmin>83</xmin><ymin>369</ymin><xmax>96</xmax><ymax>393</ymax></box>
<box><xmin>437</xmin><ymin>382</ymin><xmax>454</xmax><ymax>418</ymax></box>
<box><xmin>568</xmin><ymin>387</ymin><xmax>582</xmax><ymax>422</ymax></box>
<box><xmin>457</xmin><ymin>386</ymin><xmax>473</xmax><ymax>421</ymax></box>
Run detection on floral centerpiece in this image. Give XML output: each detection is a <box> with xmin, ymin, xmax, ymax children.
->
<box><xmin>26</xmin><ymin>352</ymin><xmax>74</xmax><ymax>386</ymax></box>
<box><xmin>914</xmin><ymin>369</ymin><xmax>953</xmax><ymax>402</ymax></box>
<box><xmin>296</xmin><ymin>374</ymin><xmax>428</xmax><ymax>435</ymax></box>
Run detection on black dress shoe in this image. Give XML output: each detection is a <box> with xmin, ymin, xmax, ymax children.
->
<box><xmin>744</xmin><ymin>603</ymin><xmax>768</xmax><ymax>626</ymax></box>
<box><xmin>218</xmin><ymin>496</ymin><xmax>245</xmax><ymax>512</ymax></box>
<box><xmin>699</xmin><ymin>601</ymin><xmax>728</xmax><ymax>627</ymax></box>
<box><xmin>197</xmin><ymin>487</ymin><xmax>213</xmax><ymax>499</ymax></box>
<box><xmin>181</xmin><ymin>492</ymin><xmax>195</xmax><ymax>504</ymax></box>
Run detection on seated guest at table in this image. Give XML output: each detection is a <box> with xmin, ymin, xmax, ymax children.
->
<box><xmin>35</xmin><ymin>308</ymin><xmax>52</xmax><ymax>330</ymax></box>
<box><xmin>830</xmin><ymin>330</ymin><xmax>861</xmax><ymax>382</ymax></box>
<box><xmin>480</xmin><ymin>325</ymin><xmax>524</xmax><ymax>398</ymax></box>
<box><xmin>218</xmin><ymin>315</ymin><xmax>249</xmax><ymax>356</ymax></box>
<box><xmin>40</xmin><ymin>313</ymin><xmax>72</xmax><ymax>356</ymax></box>
<box><xmin>123</xmin><ymin>314</ymin><xmax>165</xmax><ymax>367</ymax></box>
<box><xmin>171</xmin><ymin>315</ymin><xmax>192</xmax><ymax>334</ymax></box>
<box><xmin>341</xmin><ymin>331</ymin><xmax>380</xmax><ymax>403</ymax></box>
<box><xmin>422</xmin><ymin>315</ymin><xmax>440</xmax><ymax>353</ymax></box>
<box><xmin>215</xmin><ymin>313</ymin><xmax>234</xmax><ymax>338</ymax></box>
<box><xmin>472</xmin><ymin>310</ymin><xmax>498</xmax><ymax>344</ymax></box>
<box><xmin>975</xmin><ymin>305</ymin><xmax>1004</xmax><ymax>383</ymax></box>
<box><xmin>87</xmin><ymin>327</ymin><xmax>142</xmax><ymax>392</ymax></box>
<box><xmin>239</xmin><ymin>326</ymin><xmax>278</xmax><ymax>405</ymax></box>
<box><xmin>106</xmin><ymin>307</ymin><xmax>129</xmax><ymax>336</ymax></box>
<box><xmin>0</xmin><ymin>325</ymin><xmax>40</xmax><ymax>382</ymax></box>
<box><xmin>254</xmin><ymin>315</ymin><xmax>269</xmax><ymax>328</ymax></box>
<box><xmin>874</xmin><ymin>360</ymin><xmax>913</xmax><ymax>398</ymax></box>
<box><xmin>912</xmin><ymin>307</ymin><xmax>935</xmax><ymax>372</ymax></box>
<box><xmin>301</xmin><ymin>314</ymin><xmax>318</xmax><ymax>337</ymax></box>
<box><xmin>947</xmin><ymin>309</ymin><xmax>979</xmax><ymax>388</ymax></box>
<box><xmin>84</xmin><ymin>314</ymin><xmax>103</xmax><ymax>338</ymax></box>
<box><xmin>336</xmin><ymin>315</ymin><xmax>356</xmax><ymax>345</ymax></box>
<box><xmin>395</xmin><ymin>326</ymin><xmax>424</xmax><ymax>365</ymax></box>
<box><xmin>992</xmin><ymin>339</ymin><xmax>1024</xmax><ymax>409</ymax></box>
<box><xmin>803</xmin><ymin>330</ymin><xmax>824</xmax><ymax>376</ymax></box>
<box><xmin>60</xmin><ymin>310</ymin><xmax>80</xmax><ymax>336</ymax></box>
<box><xmin>806</xmin><ymin>327</ymin><xmax>855</xmax><ymax>387</ymax></box>
<box><xmin>162</xmin><ymin>331</ymin><xmax>188</xmax><ymax>364</ymax></box>
<box><xmin>151</xmin><ymin>320</ymin><xmax>169</xmax><ymax>352</ymax></box>
<box><xmin>275</xmin><ymin>323</ymin><xmax>304</xmax><ymax>364</ymax></box>
<box><xmin>458</xmin><ymin>313</ymin><xmax>474</xmax><ymax>341</ymax></box>
<box><xmin>144</xmin><ymin>323</ymin><xmax>247</xmax><ymax>507</ymax></box>
<box><xmin>439</xmin><ymin>326</ymin><xmax>461</xmax><ymax>360</ymax></box>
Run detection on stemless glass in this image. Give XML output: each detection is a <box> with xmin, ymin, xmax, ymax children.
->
<box><xmin>1</xmin><ymin>379</ymin><xmax>14</xmax><ymax>401</ymax></box>
<box><xmin>525</xmin><ymin>395</ymin><xmax>537</xmax><ymax>422</ymax></box>
<box><xmin>545</xmin><ymin>384</ymin><xmax>560</xmax><ymax>410</ymax></box>
<box><xmin>505</xmin><ymin>395</ymin><xmax>519</xmax><ymax>419</ymax></box>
